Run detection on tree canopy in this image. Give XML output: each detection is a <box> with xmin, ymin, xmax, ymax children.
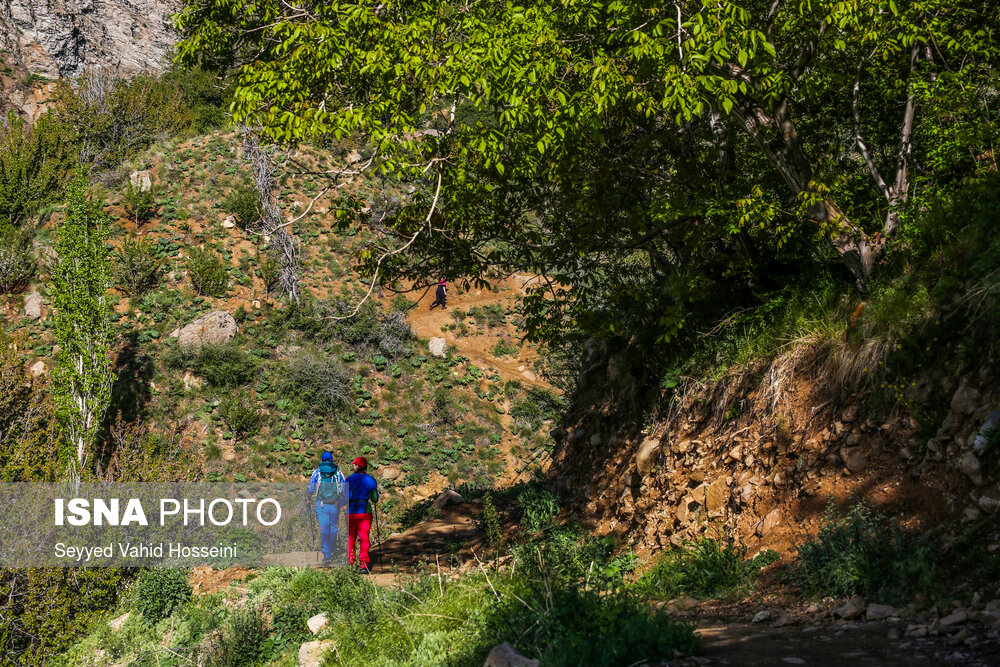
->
<box><xmin>176</xmin><ymin>0</ymin><xmax>1000</xmax><ymax>348</ymax></box>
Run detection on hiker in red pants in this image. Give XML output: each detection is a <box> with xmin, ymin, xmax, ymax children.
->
<box><xmin>346</xmin><ymin>456</ymin><xmax>380</xmax><ymax>573</ymax></box>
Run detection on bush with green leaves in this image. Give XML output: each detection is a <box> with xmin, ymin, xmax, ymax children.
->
<box><xmin>206</xmin><ymin>605</ymin><xmax>265</xmax><ymax>667</ymax></box>
<box><xmin>257</xmin><ymin>249</ymin><xmax>280</xmax><ymax>297</ymax></box>
<box><xmin>492</xmin><ymin>337</ymin><xmax>519</xmax><ymax>357</ymax></box>
<box><xmin>0</xmin><ymin>222</ymin><xmax>35</xmax><ymax>293</ymax></box>
<box><xmin>121</xmin><ymin>180</ymin><xmax>157</xmax><ymax>227</ymax></box>
<box><xmin>634</xmin><ymin>538</ymin><xmax>778</xmax><ymax>601</ymax></box>
<box><xmin>111</xmin><ymin>235</ymin><xmax>161</xmax><ymax>295</ymax></box>
<box><xmin>167</xmin><ymin>342</ymin><xmax>259</xmax><ymax>388</ymax></box>
<box><xmin>518</xmin><ymin>484</ymin><xmax>560</xmax><ymax>534</ymax></box>
<box><xmin>509</xmin><ymin>387</ymin><xmax>566</xmax><ymax>433</ymax></box>
<box><xmin>185</xmin><ymin>246</ymin><xmax>229</xmax><ymax>297</ymax></box>
<box><xmin>792</xmin><ymin>503</ymin><xmax>940</xmax><ymax>603</ymax></box>
<box><xmin>223</xmin><ymin>182</ymin><xmax>260</xmax><ymax>230</ymax></box>
<box><xmin>219</xmin><ymin>390</ymin><xmax>263</xmax><ymax>439</ymax></box>
<box><xmin>274</xmin><ymin>352</ymin><xmax>353</xmax><ymax>417</ymax></box>
<box><xmin>0</xmin><ymin>110</ymin><xmax>71</xmax><ymax>226</ymax></box>
<box><xmin>132</xmin><ymin>568</ymin><xmax>192</xmax><ymax>622</ymax></box>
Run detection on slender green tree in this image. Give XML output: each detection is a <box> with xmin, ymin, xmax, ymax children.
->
<box><xmin>52</xmin><ymin>175</ymin><xmax>114</xmax><ymax>466</ymax></box>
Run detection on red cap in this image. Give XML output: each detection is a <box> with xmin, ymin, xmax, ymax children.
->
<box><xmin>353</xmin><ymin>456</ymin><xmax>368</xmax><ymax>467</ymax></box>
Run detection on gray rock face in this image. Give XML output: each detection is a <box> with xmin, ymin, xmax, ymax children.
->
<box><xmin>0</xmin><ymin>0</ymin><xmax>180</xmax><ymax>79</ymax></box>
<box><xmin>172</xmin><ymin>311</ymin><xmax>237</xmax><ymax>349</ymax></box>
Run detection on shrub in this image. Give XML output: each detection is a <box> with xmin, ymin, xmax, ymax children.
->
<box><xmin>112</xmin><ymin>235</ymin><xmax>161</xmax><ymax>295</ymax></box>
<box><xmin>0</xmin><ymin>110</ymin><xmax>71</xmax><ymax>226</ymax></box>
<box><xmin>479</xmin><ymin>492</ymin><xmax>506</xmax><ymax>555</ymax></box>
<box><xmin>219</xmin><ymin>390</ymin><xmax>263</xmax><ymax>439</ymax></box>
<box><xmin>792</xmin><ymin>503</ymin><xmax>940</xmax><ymax>602</ymax></box>
<box><xmin>223</xmin><ymin>182</ymin><xmax>260</xmax><ymax>230</ymax></box>
<box><xmin>121</xmin><ymin>180</ymin><xmax>157</xmax><ymax>227</ymax></box>
<box><xmin>634</xmin><ymin>538</ymin><xmax>778</xmax><ymax>600</ymax></box>
<box><xmin>492</xmin><ymin>338</ymin><xmax>519</xmax><ymax>357</ymax></box>
<box><xmin>257</xmin><ymin>250</ymin><xmax>280</xmax><ymax>297</ymax></box>
<box><xmin>274</xmin><ymin>352</ymin><xmax>353</xmax><ymax>417</ymax></box>
<box><xmin>518</xmin><ymin>485</ymin><xmax>560</xmax><ymax>533</ymax></box>
<box><xmin>186</xmin><ymin>246</ymin><xmax>229</xmax><ymax>297</ymax></box>
<box><xmin>207</xmin><ymin>606</ymin><xmax>265</xmax><ymax>667</ymax></box>
<box><xmin>133</xmin><ymin>568</ymin><xmax>192</xmax><ymax>622</ymax></box>
<box><xmin>0</xmin><ymin>222</ymin><xmax>35</xmax><ymax>293</ymax></box>
<box><xmin>166</xmin><ymin>342</ymin><xmax>259</xmax><ymax>388</ymax></box>
<box><xmin>510</xmin><ymin>387</ymin><xmax>565</xmax><ymax>432</ymax></box>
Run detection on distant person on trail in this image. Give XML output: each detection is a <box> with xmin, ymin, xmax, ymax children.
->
<box><xmin>429</xmin><ymin>278</ymin><xmax>448</xmax><ymax>310</ymax></box>
<box><xmin>345</xmin><ymin>456</ymin><xmax>380</xmax><ymax>573</ymax></box>
<box><xmin>307</xmin><ymin>451</ymin><xmax>347</xmax><ymax>565</ymax></box>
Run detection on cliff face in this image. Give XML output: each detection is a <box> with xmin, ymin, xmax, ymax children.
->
<box><xmin>0</xmin><ymin>0</ymin><xmax>180</xmax><ymax>79</ymax></box>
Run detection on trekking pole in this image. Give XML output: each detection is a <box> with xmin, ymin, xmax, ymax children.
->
<box><xmin>373</xmin><ymin>501</ymin><xmax>384</xmax><ymax>566</ymax></box>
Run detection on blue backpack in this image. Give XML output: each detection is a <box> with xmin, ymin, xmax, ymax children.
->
<box><xmin>317</xmin><ymin>462</ymin><xmax>344</xmax><ymax>505</ymax></box>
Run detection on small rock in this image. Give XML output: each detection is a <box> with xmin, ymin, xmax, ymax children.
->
<box><xmin>298</xmin><ymin>640</ymin><xmax>335</xmax><ymax>667</ymax></box>
<box><xmin>521</xmin><ymin>370</ymin><xmax>536</xmax><ymax>381</ymax></box>
<box><xmin>972</xmin><ymin>411</ymin><xmax>1000</xmax><ymax>455</ymax></box>
<box><xmin>222</xmin><ymin>215</ymin><xmax>237</xmax><ymax>229</ymax></box>
<box><xmin>866</xmin><ymin>603</ymin><xmax>895</xmax><ymax>620</ymax></box>
<box><xmin>109</xmin><ymin>611</ymin><xmax>131</xmax><ymax>632</ymax></box>
<box><xmin>380</xmin><ymin>466</ymin><xmax>401</xmax><ymax>481</ymax></box>
<box><xmin>483</xmin><ymin>642</ymin><xmax>539</xmax><ymax>667</ymax></box>
<box><xmin>842</xmin><ymin>405</ymin><xmax>859</xmax><ymax>422</ymax></box>
<box><xmin>964</xmin><ymin>506</ymin><xmax>982</xmax><ymax>522</ymax></box>
<box><xmin>758</xmin><ymin>508</ymin><xmax>781</xmax><ymax>536</ymax></box>
<box><xmin>940</xmin><ymin>610</ymin><xmax>967</xmax><ymax>627</ymax></box>
<box><xmin>906</xmin><ymin>624</ymin><xmax>928</xmax><ymax>638</ymax></box>
<box><xmin>833</xmin><ymin>596</ymin><xmax>865</xmax><ymax>620</ymax></box>
<box><xmin>887</xmin><ymin>628</ymin><xmax>900</xmax><ymax>640</ymax></box>
<box><xmin>773</xmin><ymin>614</ymin><xmax>796</xmax><ymax>627</ymax></box>
<box><xmin>22</xmin><ymin>292</ymin><xmax>42</xmax><ymax>319</ymax></box>
<box><xmin>977</xmin><ymin>492</ymin><xmax>1000</xmax><ymax>514</ymax></box>
<box><xmin>959</xmin><ymin>452</ymin><xmax>984</xmax><ymax>486</ymax></box>
<box><xmin>951</xmin><ymin>382</ymin><xmax>980</xmax><ymax>417</ymax></box>
<box><xmin>129</xmin><ymin>170</ymin><xmax>152</xmax><ymax>192</ymax></box>
<box><xmin>431</xmin><ymin>489</ymin><xmax>465</xmax><ymax>509</ymax></box>
<box><xmin>666</xmin><ymin>598</ymin><xmax>700</xmax><ymax>613</ymax></box>
<box><xmin>635</xmin><ymin>437</ymin><xmax>662</xmax><ymax>477</ymax></box>
<box><xmin>752</xmin><ymin>610</ymin><xmax>771</xmax><ymax>623</ymax></box>
<box><xmin>428</xmin><ymin>337</ymin><xmax>447</xmax><ymax>358</ymax></box>
<box><xmin>307</xmin><ymin>612</ymin><xmax>329</xmax><ymax>635</ymax></box>
<box><xmin>705</xmin><ymin>477</ymin><xmax>730</xmax><ymax>514</ymax></box>
<box><xmin>844</xmin><ymin>448</ymin><xmax>867</xmax><ymax>473</ymax></box>
<box><xmin>346</xmin><ymin>150</ymin><xmax>362</xmax><ymax>164</ymax></box>
<box><xmin>29</xmin><ymin>360</ymin><xmax>46</xmax><ymax>376</ymax></box>
<box><xmin>781</xmin><ymin>659</ymin><xmax>806</xmax><ymax>665</ymax></box>
<box><xmin>949</xmin><ymin>628</ymin><xmax>969</xmax><ymax>644</ymax></box>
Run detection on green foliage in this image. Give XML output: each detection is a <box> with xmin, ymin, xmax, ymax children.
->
<box><xmin>509</xmin><ymin>387</ymin><xmax>565</xmax><ymax>433</ymax></box>
<box><xmin>52</xmin><ymin>175</ymin><xmax>114</xmax><ymax>465</ymax></box>
<box><xmin>793</xmin><ymin>503</ymin><xmax>940</xmax><ymax>603</ymax></box>
<box><xmin>186</xmin><ymin>246</ymin><xmax>229</xmax><ymax>297</ymax></box>
<box><xmin>0</xmin><ymin>330</ymin><xmax>60</xmax><ymax>481</ymax></box>
<box><xmin>517</xmin><ymin>485</ymin><xmax>559</xmax><ymax>534</ymax></box>
<box><xmin>111</xmin><ymin>235</ymin><xmax>161</xmax><ymax>295</ymax></box>
<box><xmin>207</xmin><ymin>606</ymin><xmax>265</xmax><ymax>667</ymax></box>
<box><xmin>161</xmin><ymin>62</ymin><xmax>233</xmax><ymax>132</ymax></box>
<box><xmin>0</xmin><ymin>222</ymin><xmax>35</xmax><ymax>293</ymax></box>
<box><xmin>491</xmin><ymin>338</ymin><xmax>518</xmax><ymax>357</ymax></box>
<box><xmin>176</xmin><ymin>342</ymin><xmax>259</xmax><ymax>389</ymax></box>
<box><xmin>223</xmin><ymin>181</ymin><xmax>260</xmax><ymax>230</ymax></box>
<box><xmin>53</xmin><ymin>71</ymin><xmax>190</xmax><ymax>170</ymax></box>
<box><xmin>0</xmin><ymin>111</ymin><xmax>70</xmax><ymax>226</ymax></box>
<box><xmin>273</xmin><ymin>352</ymin><xmax>353</xmax><ymax>417</ymax></box>
<box><xmin>132</xmin><ymin>568</ymin><xmax>192</xmax><ymax>623</ymax></box>
<box><xmin>479</xmin><ymin>491</ymin><xmax>505</xmax><ymax>555</ymax></box>
<box><xmin>634</xmin><ymin>539</ymin><xmax>778</xmax><ymax>601</ymax></box>
<box><xmin>257</xmin><ymin>250</ymin><xmax>280</xmax><ymax>297</ymax></box>
<box><xmin>219</xmin><ymin>390</ymin><xmax>263</xmax><ymax>439</ymax></box>
<box><xmin>121</xmin><ymin>180</ymin><xmax>157</xmax><ymax>227</ymax></box>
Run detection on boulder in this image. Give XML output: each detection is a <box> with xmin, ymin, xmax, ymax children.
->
<box><xmin>665</xmin><ymin>598</ymin><xmax>700</xmax><ymax>613</ymax></box>
<box><xmin>174</xmin><ymin>311</ymin><xmax>237</xmax><ymax>349</ymax></box>
<box><xmin>977</xmin><ymin>490</ymin><xmax>1000</xmax><ymax>513</ymax></box>
<box><xmin>129</xmin><ymin>170</ymin><xmax>152</xmax><ymax>192</ymax></box>
<box><xmin>483</xmin><ymin>642</ymin><xmax>539</xmax><ymax>667</ymax></box>
<box><xmin>959</xmin><ymin>452</ymin><xmax>984</xmax><ymax>486</ymax></box>
<box><xmin>866</xmin><ymin>603</ymin><xmax>895</xmax><ymax>621</ymax></box>
<box><xmin>972</xmin><ymin>411</ymin><xmax>1000</xmax><ymax>456</ymax></box>
<box><xmin>298</xmin><ymin>640</ymin><xmax>335</xmax><ymax>667</ymax></box>
<box><xmin>222</xmin><ymin>215</ymin><xmax>237</xmax><ymax>229</ymax></box>
<box><xmin>833</xmin><ymin>595</ymin><xmax>865</xmax><ymax>620</ymax></box>
<box><xmin>841</xmin><ymin>405</ymin><xmax>859</xmax><ymax>422</ymax></box>
<box><xmin>757</xmin><ymin>508</ymin><xmax>781</xmax><ymax>536</ymax></box>
<box><xmin>428</xmin><ymin>337</ymin><xmax>447</xmax><ymax>358</ymax></box>
<box><xmin>29</xmin><ymin>360</ymin><xmax>46</xmax><ymax>376</ymax></box>
<box><xmin>752</xmin><ymin>610</ymin><xmax>771</xmax><ymax>623</ymax></box>
<box><xmin>843</xmin><ymin>448</ymin><xmax>867</xmax><ymax>473</ymax></box>
<box><xmin>521</xmin><ymin>370</ymin><xmax>536</xmax><ymax>381</ymax></box>
<box><xmin>706</xmin><ymin>477</ymin><xmax>729</xmax><ymax>514</ymax></box>
<box><xmin>380</xmin><ymin>466</ymin><xmax>401</xmax><ymax>481</ymax></box>
<box><xmin>306</xmin><ymin>612</ymin><xmax>329</xmax><ymax>635</ymax></box>
<box><xmin>346</xmin><ymin>150</ymin><xmax>362</xmax><ymax>164</ymax></box>
<box><xmin>431</xmin><ymin>489</ymin><xmax>465</xmax><ymax>509</ymax></box>
<box><xmin>951</xmin><ymin>382</ymin><xmax>980</xmax><ymax>417</ymax></box>
<box><xmin>635</xmin><ymin>437</ymin><xmax>662</xmax><ymax>476</ymax></box>
<box><xmin>940</xmin><ymin>610</ymin><xmax>968</xmax><ymax>627</ymax></box>
<box><xmin>22</xmin><ymin>292</ymin><xmax>42</xmax><ymax>319</ymax></box>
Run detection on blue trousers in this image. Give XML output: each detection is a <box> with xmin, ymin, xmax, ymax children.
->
<box><xmin>316</xmin><ymin>503</ymin><xmax>340</xmax><ymax>559</ymax></box>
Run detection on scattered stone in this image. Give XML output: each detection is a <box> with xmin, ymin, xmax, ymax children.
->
<box><xmin>949</xmin><ymin>628</ymin><xmax>969</xmax><ymax>644</ymax></box>
<box><xmin>380</xmin><ymin>466</ymin><xmax>401</xmax><ymax>481</ymax></box>
<box><xmin>951</xmin><ymin>382</ymin><xmax>980</xmax><ymax>417</ymax></box>
<box><xmin>174</xmin><ymin>311</ymin><xmax>237</xmax><ymax>349</ymax></box>
<box><xmin>906</xmin><ymin>624</ymin><xmax>928</xmax><ymax>638</ymax></box>
<box><xmin>635</xmin><ymin>437</ymin><xmax>662</xmax><ymax>477</ymax></box>
<box><xmin>306</xmin><ymin>612</ymin><xmax>329</xmax><ymax>635</ymax></box>
<box><xmin>773</xmin><ymin>614</ymin><xmax>796</xmax><ymax>628</ymax></box>
<box><xmin>977</xmin><ymin>492</ymin><xmax>1000</xmax><ymax>514</ymax></box>
<box><xmin>844</xmin><ymin>448</ymin><xmax>867</xmax><ymax>473</ymax></box>
<box><xmin>29</xmin><ymin>360</ymin><xmax>46</xmax><ymax>376</ymax></box>
<box><xmin>521</xmin><ymin>370</ymin><xmax>536</xmax><ymax>381</ymax></box>
<box><xmin>940</xmin><ymin>610</ymin><xmax>968</xmax><ymax>627</ymax></box>
<box><xmin>483</xmin><ymin>642</ymin><xmax>539</xmax><ymax>667</ymax></box>
<box><xmin>752</xmin><ymin>610</ymin><xmax>772</xmax><ymax>623</ymax></box>
<box><xmin>298</xmin><ymin>640</ymin><xmax>335</xmax><ymax>667</ymax></box>
<box><xmin>666</xmin><ymin>598</ymin><xmax>700</xmax><ymax>613</ymax></box>
<box><xmin>833</xmin><ymin>596</ymin><xmax>865</xmax><ymax>620</ymax></box>
<box><xmin>22</xmin><ymin>292</ymin><xmax>42</xmax><ymax>319</ymax></box>
<box><xmin>972</xmin><ymin>411</ymin><xmax>1000</xmax><ymax>456</ymax></box>
<box><xmin>959</xmin><ymin>452</ymin><xmax>984</xmax><ymax>486</ymax></box>
<box><xmin>346</xmin><ymin>151</ymin><xmax>362</xmax><ymax>164</ymax></box>
<box><xmin>109</xmin><ymin>612</ymin><xmax>131</xmax><ymax>632</ymax></box>
<box><xmin>842</xmin><ymin>405</ymin><xmax>859</xmax><ymax>422</ymax></box>
<box><xmin>705</xmin><ymin>477</ymin><xmax>729</xmax><ymax>514</ymax></box>
<box><xmin>129</xmin><ymin>170</ymin><xmax>152</xmax><ymax>192</ymax></box>
<box><xmin>887</xmin><ymin>628</ymin><xmax>900</xmax><ymax>640</ymax></box>
<box><xmin>964</xmin><ymin>506</ymin><xmax>982</xmax><ymax>522</ymax></box>
<box><xmin>431</xmin><ymin>489</ymin><xmax>465</xmax><ymax>509</ymax></box>
<box><xmin>866</xmin><ymin>603</ymin><xmax>896</xmax><ymax>621</ymax></box>
<box><xmin>428</xmin><ymin>337</ymin><xmax>447</xmax><ymax>358</ymax></box>
<box><xmin>758</xmin><ymin>508</ymin><xmax>781</xmax><ymax>536</ymax></box>
<box><xmin>222</xmin><ymin>215</ymin><xmax>236</xmax><ymax>229</ymax></box>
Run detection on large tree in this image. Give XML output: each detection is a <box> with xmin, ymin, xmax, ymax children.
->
<box><xmin>176</xmin><ymin>0</ymin><xmax>998</xmax><ymax>340</ymax></box>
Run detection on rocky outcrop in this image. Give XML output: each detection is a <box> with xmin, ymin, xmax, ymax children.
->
<box><xmin>0</xmin><ymin>0</ymin><xmax>179</xmax><ymax>79</ymax></box>
<box><xmin>171</xmin><ymin>311</ymin><xmax>237</xmax><ymax>349</ymax></box>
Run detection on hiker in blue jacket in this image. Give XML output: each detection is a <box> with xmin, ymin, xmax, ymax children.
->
<box><xmin>307</xmin><ymin>451</ymin><xmax>347</xmax><ymax>564</ymax></box>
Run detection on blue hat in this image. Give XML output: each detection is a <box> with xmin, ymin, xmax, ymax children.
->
<box><xmin>321</xmin><ymin>451</ymin><xmax>333</xmax><ymax>462</ymax></box>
